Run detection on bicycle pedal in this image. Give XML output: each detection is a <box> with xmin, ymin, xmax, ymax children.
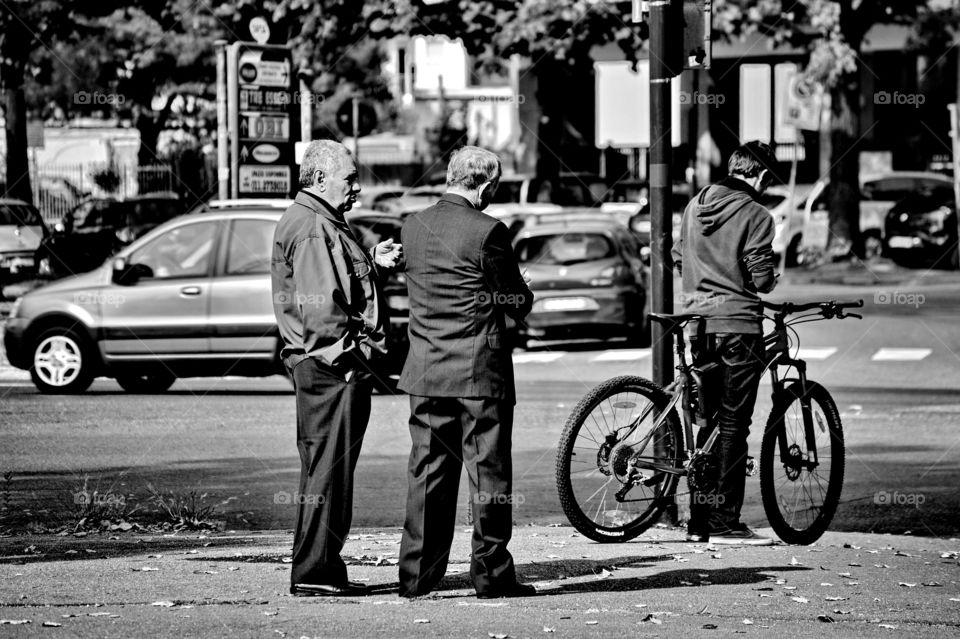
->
<box><xmin>745</xmin><ymin>456</ymin><xmax>756</xmax><ymax>476</ymax></box>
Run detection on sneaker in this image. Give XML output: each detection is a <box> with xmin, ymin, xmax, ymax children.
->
<box><xmin>708</xmin><ymin>524</ymin><xmax>774</xmax><ymax>546</ymax></box>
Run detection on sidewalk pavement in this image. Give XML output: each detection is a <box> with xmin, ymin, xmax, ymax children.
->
<box><xmin>782</xmin><ymin>259</ymin><xmax>960</xmax><ymax>287</ymax></box>
<box><xmin>1</xmin><ymin>525</ymin><xmax>958</xmax><ymax>638</ymax></box>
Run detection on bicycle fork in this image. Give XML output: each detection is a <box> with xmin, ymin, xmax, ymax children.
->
<box><xmin>773</xmin><ymin>360</ymin><xmax>820</xmax><ymax>472</ymax></box>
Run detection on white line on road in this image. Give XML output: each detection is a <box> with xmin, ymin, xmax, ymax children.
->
<box><xmin>796</xmin><ymin>347</ymin><xmax>837</xmax><ymax>360</ymax></box>
<box><xmin>590</xmin><ymin>349</ymin><xmax>651</xmax><ymax>362</ymax></box>
<box><xmin>513</xmin><ymin>352</ymin><xmax>566</xmax><ymax>364</ymax></box>
<box><xmin>871</xmin><ymin>348</ymin><xmax>932</xmax><ymax>362</ymax></box>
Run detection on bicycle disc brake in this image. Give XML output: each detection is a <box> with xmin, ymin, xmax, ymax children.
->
<box><xmin>783</xmin><ymin>443</ymin><xmax>804</xmax><ymax>481</ymax></box>
<box><xmin>686</xmin><ymin>451</ymin><xmax>718</xmax><ymax>492</ymax></box>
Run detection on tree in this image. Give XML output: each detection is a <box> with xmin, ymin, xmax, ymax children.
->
<box><xmin>716</xmin><ymin>0</ymin><xmax>925</xmax><ymax>261</ymax></box>
<box><xmin>361</xmin><ymin>0</ymin><xmax>648</xmax><ymax>180</ymax></box>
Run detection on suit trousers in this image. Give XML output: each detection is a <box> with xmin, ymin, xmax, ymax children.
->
<box><xmin>399</xmin><ymin>395</ymin><xmax>518</xmax><ymax>596</ymax></box>
<box><xmin>290</xmin><ymin>356</ymin><xmax>371</xmax><ymax>587</ymax></box>
<box><xmin>689</xmin><ymin>333</ymin><xmax>765</xmax><ymax>532</ymax></box>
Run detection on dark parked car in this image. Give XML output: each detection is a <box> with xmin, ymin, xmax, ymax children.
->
<box><xmin>37</xmin><ymin>193</ymin><xmax>185</xmax><ymax>277</ymax></box>
<box><xmin>0</xmin><ymin>198</ymin><xmax>48</xmax><ymax>291</ymax></box>
<box><xmin>512</xmin><ymin>219</ymin><xmax>650</xmax><ymax>347</ymax></box>
<box><xmin>883</xmin><ymin>187</ymin><xmax>959</xmax><ymax>269</ymax></box>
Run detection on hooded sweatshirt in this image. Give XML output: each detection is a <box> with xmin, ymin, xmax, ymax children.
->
<box><xmin>671</xmin><ymin>176</ymin><xmax>777</xmax><ymax>334</ymax></box>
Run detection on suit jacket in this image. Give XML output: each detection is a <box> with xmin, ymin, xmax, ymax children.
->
<box><xmin>398</xmin><ymin>194</ymin><xmax>533</xmax><ymax>402</ymax></box>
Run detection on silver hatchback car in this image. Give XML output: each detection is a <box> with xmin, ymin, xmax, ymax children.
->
<box><xmin>3</xmin><ymin>202</ymin><xmax>408</xmax><ymax>393</ymax></box>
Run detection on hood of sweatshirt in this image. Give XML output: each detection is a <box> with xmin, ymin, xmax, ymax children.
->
<box><xmin>692</xmin><ymin>177</ymin><xmax>759</xmax><ymax>236</ymax></box>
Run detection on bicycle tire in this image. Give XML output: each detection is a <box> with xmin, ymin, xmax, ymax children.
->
<box><xmin>556</xmin><ymin>375</ymin><xmax>683</xmax><ymax>543</ymax></box>
<box><xmin>760</xmin><ymin>380</ymin><xmax>845</xmax><ymax>545</ymax></box>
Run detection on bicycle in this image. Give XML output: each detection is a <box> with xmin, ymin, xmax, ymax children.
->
<box><xmin>555</xmin><ymin>299</ymin><xmax>863</xmax><ymax>545</ymax></box>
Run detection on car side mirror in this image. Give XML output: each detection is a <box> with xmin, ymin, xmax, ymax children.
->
<box><xmin>112</xmin><ymin>257</ymin><xmax>151</xmax><ymax>285</ymax></box>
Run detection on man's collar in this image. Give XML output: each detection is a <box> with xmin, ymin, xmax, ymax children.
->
<box><xmin>296</xmin><ymin>189</ymin><xmax>345</xmax><ymax>222</ymax></box>
<box><xmin>440</xmin><ymin>192</ymin><xmax>478</xmax><ymax>210</ymax></box>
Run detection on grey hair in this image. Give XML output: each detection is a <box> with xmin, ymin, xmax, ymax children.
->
<box><xmin>299</xmin><ymin>140</ymin><xmax>351</xmax><ymax>188</ymax></box>
<box><xmin>446</xmin><ymin>146</ymin><xmax>501</xmax><ymax>190</ymax></box>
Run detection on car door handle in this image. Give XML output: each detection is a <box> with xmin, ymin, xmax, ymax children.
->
<box><xmin>180</xmin><ymin>286</ymin><xmax>202</xmax><ymax>297</ymax></box>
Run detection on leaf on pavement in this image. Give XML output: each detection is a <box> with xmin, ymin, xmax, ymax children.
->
<box><xmin>899</xmin><ymin>583</ymin><xmax>917</xmax><ymax>588</ymax></box>
<box><xmin>42</xmin><ymin>622</ymin><xmax>62</xmax><ymax>627</ymax></box>
<box><xmin>132</xmin><ymin>566</ymin><xmax>159</xmax><ymax>572</ymax></box>
<box><xmin>833</xmin><ymin>609</ymin><xmax>852</xmax><ymax>615</ymax></box>
<box><xmin>151</xmin><ymin>601</ymin><xmax>176</xmax><ymax>607</ymax></box>
<box><xmin>489</xmin><ymin>633</ymin><xmax>509</xmax><ymax>639</ymax></box>
<box><xmin>789</xmin><ymin>557</ymin><xmax>802</xmax><ymax>566</ymax></box>
<box><xmin>543</xmin><ymin>627</ymin><xmax>556</xmax><ymax>633</ymax></box>
<box><xmin>0</xmin><ymin>620</ymin><xmax>31</xmax><ymax>625</ymax></box>
<box><xmin>922</xmin><ymin>582</ymin><xmax>943</xmax><ymax>587</ymax></box>
<box><xmin>703</xmin><ymin>624</ymin><xmax>718</xmax><ymax>629</ymax></box>
<box><xmin>586</xmin><ymin>620</ymin><xmax>599</xmax><ymax>625</ymax></box>
<box><xmin>817</xmin><ymin>615</ymin><xmax>835</xmax><ymax>623</ymax></box>
<box><xmin>413</xmin><ymin>619</ymin><xmax>430</xmax><ymax>624</ymax></box>
<box><xmin>878</xmin><ymin>624</ymin><xmax>898</xmax><ymax>630</ymax></box>
<box><xmin>791</xmin><ymin>597</ymin><xmax>809</xmax><ymax>603</ymax></box>
<box><xmin>742</xmin><ymin>619</ymin><xmax>754</xmax><ymax>625</ymax></box>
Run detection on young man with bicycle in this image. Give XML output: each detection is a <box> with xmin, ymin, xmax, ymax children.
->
<box><xmin>671</xmin><ymin>141</ymin><xmax>780</xmax><ymax>546</ymax></box>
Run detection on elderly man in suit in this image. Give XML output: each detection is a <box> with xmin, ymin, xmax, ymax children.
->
<box><xmin>397</xmin><ymin>146</ymin><xmax>536</xmax><ymax>599</ymax></box>
<box><xmin>272</xmin><ymin>139</ymin><xmax>401</xmax><ymax>597</ymax></box>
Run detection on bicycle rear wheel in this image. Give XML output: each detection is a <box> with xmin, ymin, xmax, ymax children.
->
<box><xmin>556</xmin><ymin>376</ymin><xmax>683</xmax><ymax>543</ymax></box>
<box><xmin>760</xmin><ymin>380</ymin><xmax>844</xmax><ymax>544</ymax></box>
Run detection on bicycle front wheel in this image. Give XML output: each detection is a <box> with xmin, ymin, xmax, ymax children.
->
<box><xmin>760</xmin><ymin>380</ymin><xmax>845</xmax><ymax>545</ymax></box>
<box><xmin>556</xmin><ymin>376</ymin><xmax>683</xmax><ymax>543</ymax></box>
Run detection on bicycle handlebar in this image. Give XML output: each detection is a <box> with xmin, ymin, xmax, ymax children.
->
<box><xmin>760</xmin><ymin>299</ymin><xmax>864</xmax><ymax>319</ymax></box>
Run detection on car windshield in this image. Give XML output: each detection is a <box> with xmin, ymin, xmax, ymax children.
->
<box><xmin>515</xmin><ymin>233</ymin><xmax>615</xmax><ymax>265</ymax></box>
<box><xmin>0</xmin><ymin>204</ymin><xmax>43</xmax><ymax>226</ymax></box>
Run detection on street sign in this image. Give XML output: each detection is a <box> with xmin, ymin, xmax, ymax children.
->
<box><xmin>227</xmin><ymin>42</ymin><xmax>297</xmax><ymax>198</ymax></box>
<box><xmin>783</xmin><ymin>74</ymin><xmax>822</xmax><ymax>131</ymax></box>
<box><xmin>249</xmin><ymin>17</ymin><xmax>271</xmax><ymax>44</ymax></box>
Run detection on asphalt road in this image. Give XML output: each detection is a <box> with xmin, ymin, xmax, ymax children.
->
<box><xmin>1</xmin><ymin>279</ymin><xmax>958</xmax><ymax>538</ymax></box>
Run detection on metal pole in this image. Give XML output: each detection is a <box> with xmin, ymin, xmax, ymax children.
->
<box><xmin>215</xmin><ymin>40</ymin><xmax>229</xmax><ymax>201</ymax></box>
<box><xmin>649</xmin><ymin>0</ymin><xmax>674</xmax><ymax>388</ymax></box>
<box><xmin>351</xmin><ymin>96</ymin><xmax>360</xmax><ymax>163</ymax></box>
<box><xmin>299</xmin><ymin>70</ymin><xmax>313</xmax><ymax>143</ymax></box>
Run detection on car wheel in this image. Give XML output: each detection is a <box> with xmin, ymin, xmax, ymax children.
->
<box><xmin>31</xmin><ymin>328</ymin><xmax>94</xmax><ymax>394</ymax></box>
<box><xmin>115</xmin><ymin>370</ymin><xmax>176</xmax><ymax>393</ymax></box>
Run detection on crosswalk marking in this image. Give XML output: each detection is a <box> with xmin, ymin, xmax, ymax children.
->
<box><xmin>871</xmin><ymin>348</ymin><xmax>932</xmax><ymax>362</ymax></box>
<box><xmin>796</xmin><ymin>347</ymin><xmax>838</xmax><ymax>361</ymax></box>
<box><xmin>590</xmin><ymin>349</ymin><xmax>651</xmax><ymax>362</ymax></box>
<box><xmin>512</xmin><ymin>352</ymin><xmax>565</xmax><ymax>364</ymax></box>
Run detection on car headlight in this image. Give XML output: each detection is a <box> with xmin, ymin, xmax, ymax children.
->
<box><xmin>8</xmin><ymin>297</ymin><xmax>22</xmax><ymax>320</ymax></box>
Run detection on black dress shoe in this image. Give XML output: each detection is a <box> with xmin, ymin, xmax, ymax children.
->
<box><xmin>291</xmin><ymin>582</ymin><xmax>369</xmax><ymax>597</ymax></box>
<box><xmin>476</xmin><ymin>583</ymin><xmax>538</xmax><ymax>599</ymax></box>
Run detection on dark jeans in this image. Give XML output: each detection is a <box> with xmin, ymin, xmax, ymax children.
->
<box><xmin>398</xmin><ymin>395</ymin><xmax>518</xmax><ymax>597</ymax></box>
<box><xmin>688</xmin><ymin>333</ymin><xmax>765</xmax><ymax>533</ymax></box>
<box><xmin>290</xmin><ymin>356</ymin><xmax>372</xmax><ymax>587</ymax></box>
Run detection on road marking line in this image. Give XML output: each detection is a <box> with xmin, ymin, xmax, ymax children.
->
<box><xmin>796</xmin><ymin>347</ymin><xmax>837</xmax><ymax>360</ymax></box>
<box><xmin>591</xmin><ymin>349</ymin><xmax>651</xmax><ymax>362</ymax></box>
<box><xmin>871</xmin><ymin>348</ymin><xmax>932</xmax><ymax>361</ymax></box>
<box><xmin>513</xmin><ymin>352</ymin><xmax>565</xmax><ymax>364</ymax></box>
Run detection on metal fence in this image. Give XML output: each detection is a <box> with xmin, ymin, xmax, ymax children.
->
<box><xmin>28</xmin><ymin>162</ymin><xmax>204</xmax><ymax>224</ymax></box>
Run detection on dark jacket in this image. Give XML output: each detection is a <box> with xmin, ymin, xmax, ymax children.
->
<box><xmin>398</xmin><ymin>194</ymin><xmax>533</xmax><ymax>401</ymax></box>
<box><xmin>271</xmin><ymin>191</ymin><xmax>387</xmax><ymax>369</ymax></box>
<box><xmin>671</xmin><ymin>177</ymin><xmax>777</xmax><ymax>334</ymax></box>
